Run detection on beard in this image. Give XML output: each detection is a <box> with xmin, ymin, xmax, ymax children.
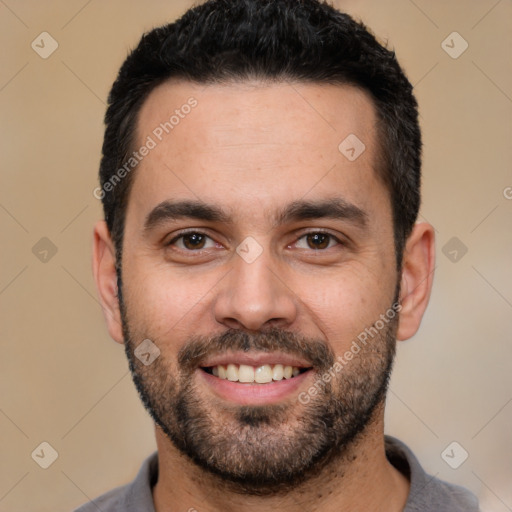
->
<box><xmin>117</xmin><ymin>274</ymin><xmax>399</xmax><ymax>495</ymax></box>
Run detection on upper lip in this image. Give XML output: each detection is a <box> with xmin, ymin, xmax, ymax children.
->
<box><xmin>200</xmin><ymin>351</ymin><xmax>313</xmax><ymax>369</ymax></box>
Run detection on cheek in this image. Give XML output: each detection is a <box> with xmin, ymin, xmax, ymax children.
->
<box><xmin>298</xmin><ymin>269</ymin><xmax>394</xmax><ymax>349</ymax></box>
<box><xmin>122</xmin><ymin>262</ymin><xmax>219</xmax><ymax>339</ymax></box>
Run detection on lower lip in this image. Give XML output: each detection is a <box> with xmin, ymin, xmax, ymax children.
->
<box><xmin>198</xmin><ymin>369</ymin><xmax>313</xmax><ymax>405</ymax></box>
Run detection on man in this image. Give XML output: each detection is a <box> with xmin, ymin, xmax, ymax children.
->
<box><xmin>81</xmin><ymin>0</ymin><xmax>480</xmax><ymax>510</ymax></box>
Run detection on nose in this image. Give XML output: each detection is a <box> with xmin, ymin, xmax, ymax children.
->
<box><xmin>213</xmin><ymin>248</ymin><xmax>298</xmax><ymax>332</ymax></box>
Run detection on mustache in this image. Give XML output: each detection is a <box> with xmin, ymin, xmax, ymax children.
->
<box><xmin>178</xmin><ymin>327</ymin><xmax>336</xmax><ymax>373</ymax></box>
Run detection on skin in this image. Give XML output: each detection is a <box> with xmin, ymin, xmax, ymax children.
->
<box><xmin>93</xmin><ymin>80</ymin><xmax>435</xmax><ymax>511</ymax></box>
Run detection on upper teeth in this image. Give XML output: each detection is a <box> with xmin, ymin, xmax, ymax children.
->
<box><xmin>210</xmin><ymin>364</ymin><xmax>301</xmax><ymax>383</ymax></box>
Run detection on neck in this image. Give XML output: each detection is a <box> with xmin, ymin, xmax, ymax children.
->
<box><xmin>152</xmin><ymin>404</ymin><xmax>410</xmax><ymax>512</ymax></box>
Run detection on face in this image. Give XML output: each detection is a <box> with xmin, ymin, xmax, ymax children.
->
<box><xmin>116</xmin><ymin>80</ymin><xmax>400</xmax><ymax>493</ymax></box>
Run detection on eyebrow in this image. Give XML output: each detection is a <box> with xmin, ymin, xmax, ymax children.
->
<box><xmin>143</xmin><ymin>197</ymin><xmax>368</xmax><ymax>233</ymax></box>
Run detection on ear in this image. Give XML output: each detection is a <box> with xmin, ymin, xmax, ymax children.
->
<box><xmin>396</xmin><ymin>222</ymin><xmax>436</xmax><ymax>341</ymax></box>
<box><xmin>92</xmin><ymin>220</ymin><xmax>124</xmax><ymax>344</ymax></box>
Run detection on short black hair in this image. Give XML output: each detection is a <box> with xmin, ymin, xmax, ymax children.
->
<box><xmin>99</xmin><ymin>0</ymin><xmax>421</xmax><ymax>270</ymax></box>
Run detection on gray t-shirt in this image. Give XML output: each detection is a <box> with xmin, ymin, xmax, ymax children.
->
<box><xmin>73</xmin><ymin>436</ymin><xmax>480</xmax><ymax>511</ymax></box>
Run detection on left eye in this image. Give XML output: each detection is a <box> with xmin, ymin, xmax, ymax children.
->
<box><xmin>295</xmin><ymin>232</ymin><xmax>340</xmax><ymax>250</ymax></box>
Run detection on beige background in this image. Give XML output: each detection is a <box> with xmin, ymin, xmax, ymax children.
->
<box><xmin>1</xmin><ymin>1</ymin><xmax>511</xmax><ymax>511</ymax></box>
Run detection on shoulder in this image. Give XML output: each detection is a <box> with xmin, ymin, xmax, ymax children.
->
<box><xmin>73</xmin><ymin>484</ymin><xmax>129</xmax><ymax>512</ymax></box>
<box><xmin>385</xmin><ymin>436</ymin><xmax>480</xmax><ymax>512</ymax></box>
<box><xmin>72</xmin><ymin>451</ymin><xmax>159</xmax><ymax>512</ymax></box>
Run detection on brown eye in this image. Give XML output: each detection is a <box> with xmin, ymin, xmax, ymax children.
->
<box><xmin>182</xmin><ymin>233</ymin><xmax>206</xmax><ymax>250</ymax></box>
<box><xmin>306</xmin><ymin>233</ymin><xmax>330</xmax><ymax>250</ymax></box>
<box><xmin>295</xmin><ymin>232</ymin><xmax>340</xmax><ymax>251</ymax></box>
<box><xmin>167</xmin><ymin>231</ymin><xmax>216</xmax><ymax>251</ymax></box>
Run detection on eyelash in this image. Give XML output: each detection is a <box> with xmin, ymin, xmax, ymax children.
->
<box><xmin>165</xmin><ymin>229</ymin><xmax>344</xmax><ymax>253</ymax></box>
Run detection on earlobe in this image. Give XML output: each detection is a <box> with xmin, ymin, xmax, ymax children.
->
<box><xmin>92</xmin><ymin>220</ymin><xmax>124</xmax><ymax>344</ymax></box>
<box><xmin>396</xmin><ymin>222</ymin><xmax>436</xmax><ymax>341</ymax></box>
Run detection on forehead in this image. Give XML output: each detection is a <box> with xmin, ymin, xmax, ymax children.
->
<box><xmin>137</xmin><ymin>79</ymin><xmax>378</xmax><ymax>156</ymax></box>
<box><xmin>127</xmin><ymin>79</ymin><xmax>389</xmax><ymax>230</ymax></box>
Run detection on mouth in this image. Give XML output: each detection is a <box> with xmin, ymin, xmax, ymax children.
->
<box><xmin>201</xmin><ymin>363</ymin><xmax>311</xmax><ymax>383</ymax></box>
<box><xmin>197</xmin><ymin>352</ymin><xmax>314</xmax><ymax>405</ymax></box>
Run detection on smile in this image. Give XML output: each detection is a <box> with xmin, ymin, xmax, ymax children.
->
<box><xmin>202</xmin><ymin>363</ymin><xmax>310</xmax><ymax>383</ymax></box>
<box><xmin>198</xmin><ymin>352</ymin><xmax>314</xmax><ymax>404</ymax></box>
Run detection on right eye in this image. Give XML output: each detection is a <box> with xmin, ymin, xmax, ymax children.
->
<box><xmin>166</xmin><ymin>231</ymin><xmax>219</xmax><ymax>252</ymax></box>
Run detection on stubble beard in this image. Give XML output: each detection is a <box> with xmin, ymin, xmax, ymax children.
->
<box><xmin>117</xmin><ymin>275</ymin><xmax>398</xmax><ymax>495</ymax></box>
